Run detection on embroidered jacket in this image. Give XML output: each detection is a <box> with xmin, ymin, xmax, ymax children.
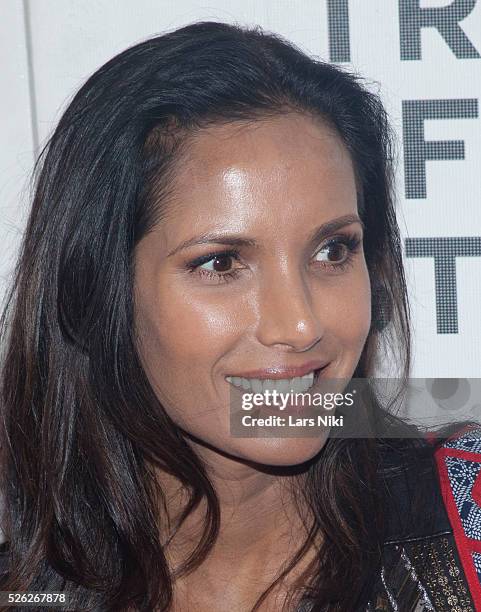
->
<box><xmin>369</xmin><ymin>424</ymin><xmax>481</xmax><ymax>611</ymax></box>
<box><xmin>296</xmin><ymin>426</ymin><xmax>481</xmax><ymax>612</ymax></box>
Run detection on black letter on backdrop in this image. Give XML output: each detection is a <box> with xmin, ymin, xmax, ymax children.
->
<box><xmin>402</xmin><ymin>99</ymin><xmax>478</xmax><ymax>199</ymax></box>
<box><xmin>399</xmin><ymin>0</ymin><xmax>480</xmax><ymax>60</ymax></box>
<box><xmin>327</xmin><ymin>0</ymin><xmax>350</xmax><ymax>62</ymax></box>
<box><xmin>405</xmin><ymin>237</ymin><xmax>481</xmax><ymax>333</ymax></box>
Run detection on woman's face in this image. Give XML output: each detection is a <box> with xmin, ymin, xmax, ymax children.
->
<box><xmin>133</xmin><ymin>113</ymin><xmax>371</xmax><ymax>466</ymax></box>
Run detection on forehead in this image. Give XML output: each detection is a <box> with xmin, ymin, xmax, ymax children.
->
<box><xmin>177</xmin><ymin>113</ymin><xmax>354</xmax><ymax>189</ymax></box>
<box><xmin>149</xmin><ymin>113</ymin><xmax>358</xmax><ymax>245</ymax></box>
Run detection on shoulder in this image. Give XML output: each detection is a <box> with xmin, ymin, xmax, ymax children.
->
<box><xmin>434</xmin><ymin>423</ymin><xmax>481</xmax><ymax>530</ymax></box>
<box><xmin>379</xmin><ymin>437</ymin><xmax>451</xmax><ymax>543</ymax></box>
<box><xmin>434</xmin><ymin>424</ymin><xmax>481</xmax><ymax>603</ymax></box>
<box><xmin>371</xmin><ymin>430</ymin><xmax>481</xmax><ymax>610</ymax></box>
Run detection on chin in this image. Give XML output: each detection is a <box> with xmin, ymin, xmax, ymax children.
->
<box><xmin>229</xmin><ymin>433</ymin><xmax>330</xmax><ymax>468</ymax></box>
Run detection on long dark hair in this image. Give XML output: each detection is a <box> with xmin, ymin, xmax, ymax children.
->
<box><xmin>0</xmin><ymin>20</ymin><xmax>424</xmax><ymax>611</ymax></box>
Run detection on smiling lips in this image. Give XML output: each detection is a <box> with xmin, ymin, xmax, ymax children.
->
<box><xmin>225</xmin><ymin>360</ymin><xmax>329</xmax><ymax>393</ymax></box>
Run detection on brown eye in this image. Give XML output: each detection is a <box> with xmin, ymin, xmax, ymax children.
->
<box><xmin>200</xmin><ymin>254</ymin><xmax>234</xmax><ymax>273</ymax></box>
<box><xmin>315</xmin><ymin>242</ymin><xmax>347</xmax><ymax>264</ymax></box>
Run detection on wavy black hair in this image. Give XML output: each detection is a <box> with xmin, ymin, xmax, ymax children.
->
<box><xmin>0</xmin><ymin>20</ymin><xmax>435</xmax><ymax>611</ymax></box>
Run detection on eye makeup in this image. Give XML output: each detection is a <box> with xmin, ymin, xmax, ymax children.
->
<box><xmin>183</xmin><ymin>231</ymin><xmax>363</xmax><ymax>285</ymax></box>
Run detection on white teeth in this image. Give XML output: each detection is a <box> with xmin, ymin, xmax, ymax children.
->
<box><xmin>251</xmin><ymin>379</ymin><xmax>263</xmax><ymax>393</ymax></box>
<box><xmin>226</xmin><ymin>370</ymin><xmax>316</xmax><ymax>393</ymax></box>
<box><xmin>261</xmin><ymin>379</ymin><xmax>271</xmax><ymax>393</ymax></box>
<box><xmin>277</xmin><ymin>378</ymin><xmax>291</xmax><ymax>394</ymax></box>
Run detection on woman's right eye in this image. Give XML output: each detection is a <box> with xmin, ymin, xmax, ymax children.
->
<box><xmin>186</xmin><ymin>250</ymin><xmax>245</xmax><ymax>284</ymax></box>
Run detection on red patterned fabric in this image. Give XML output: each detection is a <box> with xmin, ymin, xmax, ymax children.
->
<box><xmin>435</xmin><ymin>424</ymin><xmax>481</xmax><ymax>608</ymax></box>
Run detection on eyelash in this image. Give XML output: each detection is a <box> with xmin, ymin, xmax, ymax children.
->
<box><xmin>186</xmin><ymin>233</ymin><xmax>363</xmax><ymax>284</ymax></box>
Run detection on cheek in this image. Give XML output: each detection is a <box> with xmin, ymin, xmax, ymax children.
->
<box><xmin>316</xmin><ymin>271</ymin><xmax>372</xmax><ymax>347</ymax></box>
<box><xmin>135</xmin><ymin>281</ymin><xmax>246</xmax><ymax>375</ymax></box>
<box><xmin>160</xmin><ymin>293</ymin><xmax>242</xmax><ymax>356</ymax></box>
<box><xmin>134</xmin><ymin>283</ymin><xmax>248</xmax><ymax>437</ymax></box>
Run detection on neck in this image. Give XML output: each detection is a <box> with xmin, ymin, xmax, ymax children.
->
<box><xmin>156</xmin><ymin>439</ymin><xmax>317</xmax><ymax>587</ymax></box>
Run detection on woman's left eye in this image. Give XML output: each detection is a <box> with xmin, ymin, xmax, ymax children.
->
<box><xmin>313</xmin><ymin>234</ymin><xmax>361</xmax><ymax>271</ymax></box>
<box><xmin>199</xmin><ymin>254</ymin><xmax>236</xmax><ymax>273</ymax></box>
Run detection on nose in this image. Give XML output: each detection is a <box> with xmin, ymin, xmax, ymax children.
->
<box><xmin>254</xmin><ymin>271</ymin><xmax>324</xmax><ymax>352</ymax></box>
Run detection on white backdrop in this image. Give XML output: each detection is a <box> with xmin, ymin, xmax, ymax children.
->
<box><xmin>1</xmin><ymin>0</ymin><xmax>480</xmax><ymax>377</ymax></box>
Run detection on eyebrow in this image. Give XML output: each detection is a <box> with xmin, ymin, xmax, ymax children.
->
<box><xmin>166</xmin><ymin>213</ymin><xmax>364</xmax><ymax>257</ymax></box>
